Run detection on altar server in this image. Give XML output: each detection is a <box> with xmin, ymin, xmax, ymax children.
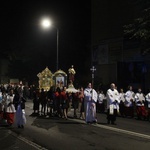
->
<box><xmin>106</xmin><ymin>83</ymin><xmax>120</xmax><ymax>125</ymax></box>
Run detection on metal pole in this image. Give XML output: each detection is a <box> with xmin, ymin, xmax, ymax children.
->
<box><xmin>92</xmin><ymin>73</ymin><xmax>94</xmax><ymax>88</ymax></box>
<box><xmin>90</xmin><ymin>66</ymin><xmax>96</xmax><ymax>88</ymax></box>
<box><xmin>56</xmin><ymin>28</ymin><xmax>59</xmax><ymax>71</ymax></box>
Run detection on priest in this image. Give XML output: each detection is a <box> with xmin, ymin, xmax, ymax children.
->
<box><xmin>84</xmin><ymin>82</ymin><xmax>97</xmax><ymax>124</ymax></box>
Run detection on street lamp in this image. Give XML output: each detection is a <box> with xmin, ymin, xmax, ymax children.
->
<box><xmin>41</xmin><ymin>18</ymin><xmax>59</xmax><ymax>71</ymax></box>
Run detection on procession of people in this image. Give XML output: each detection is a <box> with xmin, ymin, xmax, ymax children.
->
<box><xmin>0</xmin><ymin>85</ymin><xmax>27</xmax><ymax>128</ymax></box>
<box><xmin>0</xmin><ymin>65</ymin><xmax>150</xmax><ymax>129</ymax></box>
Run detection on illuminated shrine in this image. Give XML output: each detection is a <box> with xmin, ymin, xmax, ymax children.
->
<box><xmin>37</xmin><ymin>67</ymin><xmax>67</xmax><ymax>91</ymax></box>
<box><xmin>37</xmin><ymin>67</ymin><xmax>53</xmax><ymax>91</ymax></box>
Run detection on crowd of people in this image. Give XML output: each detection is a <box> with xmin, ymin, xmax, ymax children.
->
<box><xmin>101</xmin><ymin>83</ymin><xmax>150</xmax><ymax>125</ymax></box>
<box><xmin>34</xmin><ymin>83</ymin><xmax>150</xmax><ymax>124</ymax></box>
<box><xmin>0</xmin><ymin>84</ymin><xmax>27</xmax><ymax>128</ymax></box>
<box><xmin>0</xmin><ymin>82</ymin><xmax>150</xmax><ymax>127</ymax></box>
<box><xmin>31</xmin><ymin>82</ymin><xmax>150</xmax><ymax>125</ymax></box>
<box><xmin>32</xmin><ymin>85</ymin><xmax>85</xmax><ymax>120</ymax></box>
<box><xmin>31</xmin><ymin>82</ymin><xmax>98</xmax><ymax>124</ymax></box>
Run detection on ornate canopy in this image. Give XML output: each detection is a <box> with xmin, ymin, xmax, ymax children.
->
<box><xmin>37</xmin><ymin>67</ymin><xmax>54</xmax><ymax>91</ymax></box>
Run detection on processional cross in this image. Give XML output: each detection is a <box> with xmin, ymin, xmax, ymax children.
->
<box><xmin>90</xmin><ymin>66</ymin><xmax>96</xmax><ymax>88</ymax></box>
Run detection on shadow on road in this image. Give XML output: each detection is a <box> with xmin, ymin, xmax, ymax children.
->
<box><xmin>29</xmin><ymin>113</ymin><xmax>85</xmax><ymax>130</ymax></box>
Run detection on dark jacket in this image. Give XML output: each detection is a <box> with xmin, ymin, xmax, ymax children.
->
<box><xmin>13</xmin><ymin>93</ymin><xmax>26</xmax><ymax>110</ymax></box>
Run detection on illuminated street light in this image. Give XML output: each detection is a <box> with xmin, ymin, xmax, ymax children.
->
<box><xmin>41</xmin><ymin>18</ymin><xmax>59</xmax><ymax>71</ymax></box>
<box><xmin>41</xmin><ymin>19</ymin><xmax>52</xmax><ymax>28</ymax></box>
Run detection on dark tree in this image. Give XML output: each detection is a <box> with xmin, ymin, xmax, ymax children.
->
<box><xmin>124</xmin><ymin>0</ymin><xmax>150</xmax><ymax>55</ymax></box>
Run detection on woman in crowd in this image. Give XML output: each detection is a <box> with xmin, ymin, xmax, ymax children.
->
<box><xmin>32</xmin><ymin>88</ymin><xmax>40</xmax><ymax>115</ymax></box>
<box><xmin>60</xmin><ymin>86</ymin><xmax>68</xmax><ymax>119</ymax></box>
<box><xmin>67</xmin><ymin>92</ymin><xmax>73</xmax><ymax>116</ymax></box>
<box><xmin>39</xmin><ymin>88</ymin><xmax>47</xmax><ymax>116</ymax></box>
<box><xmin>14</xmin><ymin>90</ymin><xmax>26</xmax><ymax>128</ymax></box>
<box><xmin>54</xmin><ymin>87</ymin><xmax>61</xmax><ymax>117</ymax></box>
<box><xmin>78</xmin><ymin>87</ymin><xmax>85</xmax><ymax>120</ymax></box>
<box><xmin>72</xmin><ymin>91</ymin><xmax>79</xmax><ymax>118</ymax></box>
<box><xmin>46</xmin><ymin>86</ymin><xmax>55</xmax><ymax>116</ymax></box>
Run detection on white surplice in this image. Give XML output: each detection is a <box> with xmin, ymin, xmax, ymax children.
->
<box><xmin>84</xmin><ymin>88</ymin><xmax>97</xmax><ymax>123</ymax></box>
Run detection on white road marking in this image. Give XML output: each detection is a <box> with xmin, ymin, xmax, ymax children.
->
<box><xmin>70</xmin><ymin>118</ymin><xmax>150</xmax><ymax>140</ymax></box>
<box><xmin>8</xmin><ymin>130</ymin><xmax>48</xmax><ymax>150</ymax></box>
<box><xmin>26</xmin><ymin>103</ymin><xmax>150</xmax><ymax>141</ymax></box>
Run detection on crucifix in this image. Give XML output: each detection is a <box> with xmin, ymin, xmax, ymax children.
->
<box><xmin>90</xmin><ymin>66</ymin><xmax>96</xmax><ymax>88</ymax></box>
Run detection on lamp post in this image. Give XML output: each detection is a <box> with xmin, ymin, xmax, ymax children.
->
<box><xmin>41</xmin><ymin>18</ymin><xmax>59</xmax><ymax>71</ymax></box>
<box><xmin>56</xmin><ymin>28</ymin><xmax>59</xmax><ymax>71</ymax></box>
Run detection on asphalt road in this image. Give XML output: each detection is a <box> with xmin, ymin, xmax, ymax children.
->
<box><xmin>0</xmin><ymin>100</ymin><xmax>150</xmax><ymax>150</ymax></box>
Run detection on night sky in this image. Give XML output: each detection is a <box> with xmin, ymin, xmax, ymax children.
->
<box><xmin>0</xmin><ymin>0</ymin><xmax>91</xmax><ymax>83</ymax></box>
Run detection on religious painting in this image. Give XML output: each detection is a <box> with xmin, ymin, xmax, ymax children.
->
<box><xmin>53</xmin><ymin>69</ymin><xmax>67</xmax><ymax>89</ymax></box>
<box><xmin>56</xmin><ymin>76</ymin><xmax>64</xmax><ymax>88</ymax></box>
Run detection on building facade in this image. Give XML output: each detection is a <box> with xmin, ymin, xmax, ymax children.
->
<box><xmin>92</xmin><ymin>0</ymin><xmax>150</xmax><ymax>92</ymax></box>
